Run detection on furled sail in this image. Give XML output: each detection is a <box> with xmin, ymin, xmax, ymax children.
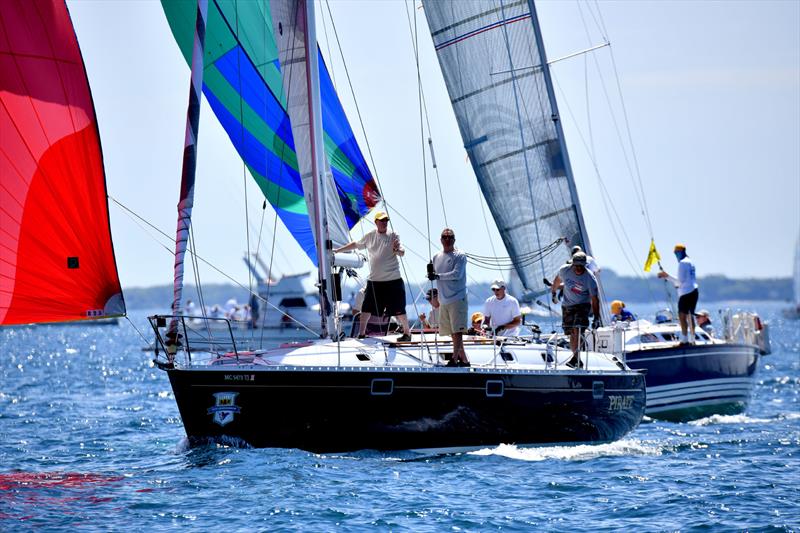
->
<box><xmin>0</xmin><ymin>0</ymin><xmax>126</xmax><ymax>325</ymax></box>
<box><xmin>423</xmin><ymin>0</ymin><xmax>591</xmax><ymax>298</ymax></box>
<box><xmin>161</xmin><ymin>0</ymin><xmax>380</xmax><ymax>265</ymax></box>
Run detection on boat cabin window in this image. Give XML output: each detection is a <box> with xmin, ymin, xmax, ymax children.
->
<box><xmin>279</xmin><ymin>297</ymin><xmax>307</xmax><ymax>308</ymax></box>
<box><xmin>626</xmin><ymin>333</ymin><xmax>660</xmax><ymax>345</ymax></box>
<box><xmin>662</xmin><ymin>332</ymin><xmax>677</xmax><ymax>341</ymax></box>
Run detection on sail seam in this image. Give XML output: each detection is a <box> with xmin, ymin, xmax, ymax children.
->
<box><xmin>430</xmin><ymin>0</ymin><xmax>527</xmax><ymax>36</ymax></box>
<box><xmin>434</xmin><ymin>13</ymin><xmax>531</xmax><ymax>50</ymax></box>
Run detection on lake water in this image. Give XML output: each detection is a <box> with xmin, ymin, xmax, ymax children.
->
<box><xmin>1</xmin><ymin>302</ymin><xmax>797</xmax><ymax>531</ymax></box>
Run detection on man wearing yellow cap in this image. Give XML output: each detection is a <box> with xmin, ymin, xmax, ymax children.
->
<box><xmin>658</xmin><ymin>244</ymin><xmax>699</xmax><ymax>345</ymax></box>
<box><xmin>334</xmin><ymin>211</ymin><xmax>411</xmax><ymax>341</ymax></box>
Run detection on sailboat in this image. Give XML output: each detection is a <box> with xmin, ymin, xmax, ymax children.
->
<box><xmin>0</xmin><ymin>0</ymin><xmax>126</xmax><ymax>327</ymax></box>
<box><xmin>427</xmin><ymin>0</ymin><xmax>771</xmax><ymax>422</ymax></box>
<box><xmin>783</xmin><ymin>232</ymin><xmax>800</xmax><ymax>319</ymax></box>
<box><xmin>149</xmin><ymin>0</ymin><xmax>645</xmax><ymax>453</ymax></box>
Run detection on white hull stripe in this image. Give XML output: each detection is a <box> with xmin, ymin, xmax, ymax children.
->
<box><xmin>649</xmin><ymin>383</ymin><xmax>753</xmax><ymax>401</ymax></box>
<box><xmin>628</xmin><ymin>348</ymin><xmax>755</xmax><ymax>363</ymax></box>
<box><xmin>647</xmin><ymin>396</ymin><xmax>747</xmax><ymax>414</ymax></box>
<box><xmin>648</xmin><ymin>377</ymin><xmax>754</xmax><ymax>395</ymax></box>
<box><xmin>647</xmin><ymin>388</ymin><xmax>751</xmax><ymax>407</ymax></box>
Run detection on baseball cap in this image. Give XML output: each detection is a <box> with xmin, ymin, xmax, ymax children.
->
<box><xmin>571</xmin><ymin>245</ymin><xmax>583</xmax><ymax>255</ymax></box>
<box><xmin>374</xmin><ymin>211</ymin><xmax>389</xmax><ymax>221</ymax></box>
<box><xmin>572</xmin><ymin>252</ymin><xmax>587</xmax><ymax>265</ymax></box>
<box><xmin>674</xmin><ymin>243</ymin><xmax>686</xmax><ymax>252</ymax></box>
<box><xmin>490</xmin><ymin>279</ymin><xmax>506</xmax><ymax>290</ymax></box>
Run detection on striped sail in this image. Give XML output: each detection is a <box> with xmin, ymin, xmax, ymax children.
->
<box><xmin>0</xmin><ymin>0</ymin><xmax>126</xmax><ymax>325</ymax></box>
<box><xmin>161</xmin><ymin>1</ymin><xmax>379</xmax><ymax>265</ymax></box>
<box><xmin>423</xmin><ymin>0</ymin><xmax>591</xmax><ymax>298</ymax></box>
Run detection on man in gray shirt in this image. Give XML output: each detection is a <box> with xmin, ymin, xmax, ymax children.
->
<box><xmin>551</xmin><ymin>252</ymin><xmax>600</xmax><ymax>368</ymax></box>
<box><xmin>430</xmin><ymin>228</ymin><xmax>469</xmax><ymax>366</ymax></box>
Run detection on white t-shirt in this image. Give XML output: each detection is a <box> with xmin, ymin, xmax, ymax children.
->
<box><xmin>676</xmin><ymin>256</ymin><xmax>698</xmax><ymax>296</ymax></box>
<box><xmin>356</xmin><ymin>230</ymin><xmax>403</xmax><ymax>282</ymax></box>
<box><xmin>432</xmin><ymin>249</ymin><xmax>467</xmax><ymax>304</ymax></box>
<box><xmin>483</xmin><ymin>294</ymin><xmax>521</xmax><ymax>333</ymax></box>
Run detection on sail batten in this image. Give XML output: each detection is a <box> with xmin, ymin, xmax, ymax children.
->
<box><xmin>0</xmin><ymin>0</ymin><xmax>126</xmax><ymax>326</ymax></box>
<box><xmin>424</xmin><ymin>0</ymin><xmax>587</xmax><ymax>298</ymax></box>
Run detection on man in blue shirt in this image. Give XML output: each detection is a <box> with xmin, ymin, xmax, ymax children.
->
<box><xmin>551</xmin><ymin>252</ymin><xmax>600</xmax><ymax>368</ymax></box>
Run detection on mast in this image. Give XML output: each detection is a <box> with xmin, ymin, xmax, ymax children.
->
<box><xmin>303</xmin><ymin>0</ymin><xmax>334</xmax><ymax>337</ymax></box>
<box><xmin>526</xmin><ymin>0</ymin><xmax>592</xmax><ymax>258</ymax></box>
<box><xmin>168</xmin><ymin>0</ymin><xmax>208</xmax><ymax>341</ymax></box>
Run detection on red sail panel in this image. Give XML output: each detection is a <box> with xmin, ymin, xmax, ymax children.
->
<box><xmin>0</xmin><ymin>0</ymin><xmax>125</xmax><ymax>325</ymax></box>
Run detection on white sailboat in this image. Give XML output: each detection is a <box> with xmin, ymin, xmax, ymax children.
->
<box><xmin>149</xmin><ymin>0</ymin><xmax>645</xmax><ymax>452</ymax></box>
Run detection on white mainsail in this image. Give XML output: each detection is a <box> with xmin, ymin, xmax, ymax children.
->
<box><xmin>423</xmin><ymin>0</ymin><xmax>593</xmax><ymax>299</ymax></box>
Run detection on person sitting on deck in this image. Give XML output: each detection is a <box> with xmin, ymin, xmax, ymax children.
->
<box><xmin>418</xmin><ymin>288</ymin><xmax>440</xmax><ymax>330</ymax></box>
<box><xmin>483</xmin><ymin>279</ymin><xmax>522</xmax><ymax>336</ymax></box>
<box><xmin>610</xmin><ymin>300</ymin><xmax>636</xmax><ymax>323</ymax></box>
<box><xmin>467</xmin><ymin>312</ymin><xmax>487</xmax><ymax>336</ymax></box>
<box><xmin>695</xmin><ymin>309</ymin><xmax>714</xmax><ymax>336</ymax></box>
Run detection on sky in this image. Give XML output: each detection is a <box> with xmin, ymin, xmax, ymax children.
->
<box><xmin>67</xmin><ymin>0</ymin><xmax>800</xmax><ymax>290</ymax></box>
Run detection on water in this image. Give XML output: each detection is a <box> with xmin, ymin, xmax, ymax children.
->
<box><xmin>1</xmin><ymin>302</ymin><xmax>798</xmax><ymax>531</ymax></box>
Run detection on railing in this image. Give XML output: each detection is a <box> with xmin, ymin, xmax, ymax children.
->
<box><xmin>148</xmin><ymin>314</ymin><xmax>240</xmax><ymax>367</ymax></box>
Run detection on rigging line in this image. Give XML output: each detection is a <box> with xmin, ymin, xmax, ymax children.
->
<box><xmin>551</xmin><ymin>77</ymin><xmax>659</xmax><ymax>303</ymax></box>
<box><xmin>233</xmin><ymin>0</ymin><xmax>255</xmax><ymax>336</ymax></box>
<box><xmin>262</xmin><ymin>0</ymin><xmax>302</xmax><ymax>341</ymax></box>
<box><xmin>576</xmin><ymin>4</ymin><xmax>596</xmax><ymax>160</ymax></box>
<box><xmin>124</xmin><ymin>316</ymin><xmax>150</xmax><ymax>346</ymax></box>
<box><xmin>319</xmin><ymin>0</ymin><xmax>337</xmax><ymax>91</ymax></box>
<box><xmin>403</xmin><ymin>1</ymin><xmax>449</xmax><ymax>227</ymax></box>
<box><xmin>499</xmin><ymin>0</ymin><xmax>552</xmax><ymax>303</ymax></box>
<box><xmin>476</xmin><ymin>186</ymin><xmax>504</xmax><ymax>279</ymax></box>
<box><xmin>108</xmin><ymin>194</ymin><xmax>317</xmax><ymax>335</ymax></box>
<box><xmin>411</xmin><ymin>0</ymin><xmax>433</xmax><ymax>262</ymax></box>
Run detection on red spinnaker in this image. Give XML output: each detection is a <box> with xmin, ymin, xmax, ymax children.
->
<box><xmin>0</xmin><ymin>0</ymin><xmax>125</xmax><ymax>325</ymax></box>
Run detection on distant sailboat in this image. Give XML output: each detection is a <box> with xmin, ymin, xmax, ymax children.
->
<box><xmin>0</xmin><ymin>0</ymin><xmax>126</xmax><ymax>326</ymax></box>
<box><xmin>149</xmin><ymin>0</ymin><xmax>645</xmax><ymax>453</ymax></box>
<box><xmin>784</xmin><ymin>233</ymin><xmax>800</xmax><ymax>319</ymax></box>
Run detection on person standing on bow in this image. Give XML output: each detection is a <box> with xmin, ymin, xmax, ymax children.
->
<box><xmin>551</xmin><ymin>252</ymin><xmax>600</xmax><ymax>368</ymax></box>
<box><xmin>334</xmin><ymin>211</ymin><xmax>411</xmax><ymax>341</ymax></box>
<box><xmin>483</xmin><ymin>279</ymin><xmax>522</xmax><ymax>336</ymax></box>
<box><xmin>429</xmin><ymin>228</ymin><xmax>469</xmax><ymax>366</ymax></box>
<box><xmin>658</xmin><ymin>244</ymin><xmax>699</xmax><ymax>345</ymax></box>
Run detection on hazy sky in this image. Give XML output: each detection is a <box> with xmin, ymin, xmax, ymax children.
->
<box><xmin>67</xmin><ymin>0</ymin><xmax>800</xmax><ymax>290</ymax></box>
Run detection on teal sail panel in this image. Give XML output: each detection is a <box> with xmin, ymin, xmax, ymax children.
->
<box><xmin>162</xmin><ymin>0</ymin><xmax>379</xmax><ymax>264</ymax></box>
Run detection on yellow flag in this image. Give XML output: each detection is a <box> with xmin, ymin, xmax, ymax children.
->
<box><xmin>643</xmin><ymin>239</ymin><xmax>660</xmax><ymax>272</ymax></box>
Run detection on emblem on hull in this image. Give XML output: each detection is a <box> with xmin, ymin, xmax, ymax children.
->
<box><xmin>207</xmin><ymin>392</ymin><xmax>241</xmax><ymax>426</ymax></box>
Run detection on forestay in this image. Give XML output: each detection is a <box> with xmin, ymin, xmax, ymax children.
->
<box><xmin>423</xmin><ymin>0</ymin><xmax>590</xmax><ymax>299</ymax></box>
<box><xmin>0</xmin><ymin>0</ymin><xmax>126</xmax><ymax>325</ymax></box>
<box><xmin>161</xmin><ymin>0</ymin><xmax>379</xmax><ymax>265</ymax></box>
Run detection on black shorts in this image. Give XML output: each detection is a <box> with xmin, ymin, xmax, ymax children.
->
<box><xmin>362</xmin><ymin>278</ymin><xmax>407</xmax><ymax>316</ymax></box>
<box><xmin>562</xmin><ymin>303</ymin><xmax>591</xmax><ymax>333</ymax></box>
<box><xmin>678</xmin><ymin>289</ymin><xmax>699</xmax><ymax>314</ymax></box>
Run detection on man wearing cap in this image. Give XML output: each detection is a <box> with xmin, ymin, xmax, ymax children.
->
<box><xmin>551</xmin><ymin>251</ymin><xmax>600</xmax><ymax>368</ymax></box>
<box><xmin>429</xmin><ymin>228</ymin><xmax>469</xmax><ymax>366</ymax></box>
<box><xmin>695</xmin><ymin>310</ymin><xmax>714</xmax><ymax>336</ymax></box>
<box><xmin>658</xmin><ymin>244</ymin><xmax>699</xmax><ymax>345</ymax></box>
<box><xmin>334</xmin><ymin>211</ymin><xmax>411</xmax><ymax>341</ymax></box>
<box><xmin>483</xmin><ymin>279</ymin><xmax>522</xmax><ymax>336</ymax></box>
<box><xmin>570</xmin><ymin>245</ymin><xmax>600</xmax><ymax>275</ymax></box>
<box><xmin>418</xmin><ymin>288</ymin><xmax>440</xmax><ymax>330</ymax></box>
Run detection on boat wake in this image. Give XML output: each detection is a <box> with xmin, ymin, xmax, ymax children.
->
<box><xmin>688</xmin><ymin>414</ymin><xmax>774</xmax><ymax>426</ymax></box>
<box><xmin>468</xmin><ymin>440</ymin><xmax>663</xmax><ymax>462</ymax></box>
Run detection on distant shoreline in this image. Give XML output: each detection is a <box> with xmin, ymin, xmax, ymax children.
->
<box><xmin>121</xmin><ymin>270</ymin><xmax>793</xmax><ymax>311</ymax></box>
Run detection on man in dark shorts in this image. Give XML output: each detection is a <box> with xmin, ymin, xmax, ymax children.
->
<box><xmin>551</xmin><ymin>252</ymin><xmax>600</xmax><ymax>368</ymax></box>
<box><xmin>658</xmin><ymin>244</ymin><xmax>699</xmax><ymax>345</ymax></box>
<box><xmin>334</xmin><ymin>211</ymin><xmax>410</xmax><ymax>341</ymax></box>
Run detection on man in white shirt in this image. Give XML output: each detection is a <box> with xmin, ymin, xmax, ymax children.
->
<box><xmin>483</xmin><ymin>279</ymin><xmax>521</xmax><ymax>336</ymax></box>
<box><xmin>335</xmin><ymin>211</ymin><xmax>410</xmax><ymax>341</ymax></box>
<box><xmin>658</xmin><ymin>243</ymin><xmax>699</xmax><ymax>345</ymax></box>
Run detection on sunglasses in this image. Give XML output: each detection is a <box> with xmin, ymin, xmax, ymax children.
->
<box><xmin>441</xmin><ymin>235</ymin><xmax>455</xmax><ymax>240</ymax></box>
